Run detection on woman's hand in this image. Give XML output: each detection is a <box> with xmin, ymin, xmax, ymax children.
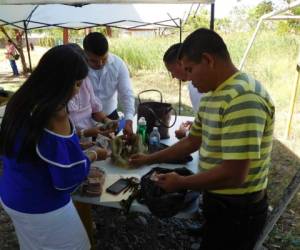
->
<box><xmin>175</xmin><ymin>121</ymin><xmax>193</xmax><ymax>139</ymax></box>
<box><xmin>80</xmin><ymin>141</ymin><xmax>95</xmax><ymax>150</ymax></box>
<box><xmin>80</xmin><ymin>127</ymin><xmax>101</xmax><ymax>138</ymax></box>
<box><xmin>94</xmin><ymin>147</ymin><xmax>110</xmax><ymax>160</ymax></box>
<box><xmin>86</xmin><ymin>146</ymin><xmax>110</xmax><ymax>162</ymax></box>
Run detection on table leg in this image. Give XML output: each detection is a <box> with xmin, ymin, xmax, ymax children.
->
<box><xmin>74</xmin><ymin>201</ymin><xmax>95</xmax><ymax>250</ymax></box>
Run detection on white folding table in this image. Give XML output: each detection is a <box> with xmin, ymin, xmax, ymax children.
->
<box><xmin>72</xmin><ymin>115</ymin><xmax>199</xmax><ymax>218</ymax></box>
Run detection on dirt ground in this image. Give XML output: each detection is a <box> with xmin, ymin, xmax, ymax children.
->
<box><xmin>0</xmin><ymin>56</ymin><xmax>300</xmax><ymax>249</ymax></box>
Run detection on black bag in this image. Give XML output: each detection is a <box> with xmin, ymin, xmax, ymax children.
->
<box><xmin>138</xmin><ymin>167</ymin><xmax>199</xmax><ymax>218</ymax></box>
<box><xmin>137</xmin><ymin>89</ymin><xmax>177</xmax><ymax>139</ymax></box>
<box><xmin>14</xmin><ymin>54</ymin><xmax>20</xmax><ymax>60</ymax></box>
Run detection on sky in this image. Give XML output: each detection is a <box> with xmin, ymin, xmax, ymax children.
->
<box><xmin>214</xmin><ymin>0</ymin><xmax>265</xmax><ymax>18</ymax></box>
<box><xmin>212</xmin><ymin>0</ymin><xmax>285</xmax><ymax>18</ymax></box>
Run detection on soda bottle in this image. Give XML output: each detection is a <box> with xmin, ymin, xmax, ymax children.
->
<box><xmin>137</xmin><ymin>117</ymin><xmax>147</xmax><ymax>144</ymax></box>
<box><xmin>149</xmin><ymin>127</ymin><xmax>160</xmax><ymax>153</ymax></box>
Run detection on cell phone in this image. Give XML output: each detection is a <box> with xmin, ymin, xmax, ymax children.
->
<box><xmin>106</xmin><ymin>178</ymin><xmax>130</xmax><ymax>195</ymax></box>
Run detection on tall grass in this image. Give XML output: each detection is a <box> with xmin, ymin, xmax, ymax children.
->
<box><xmin>109</xmin><ymin>28</ymin><xmax>300</xmax><ymax>141</ymax></box>
<box><xmin>109</xmin><ymin>36</ymin><xmax>179</xmax><ymax>73</ymax></box>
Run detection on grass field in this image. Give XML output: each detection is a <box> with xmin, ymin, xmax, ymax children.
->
<box><xmin>0</xmin><ymin>27</ymin><xmax>300</xmax><ymax>249</ymax></box>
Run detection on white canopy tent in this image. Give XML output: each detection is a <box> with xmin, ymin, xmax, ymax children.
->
<box><xmin>0</xmin><ymin>0</ymin><xmax>215</xmax><ymax>113</ymax></box>
<box><xmin>0</xmin><ymin>0</ymin><xmax>213</xmax><ymax>3</ymax></box>
<box><xmin>0</xmin><ymin>3</ymin><xmax>210</xmax><ymax>30</ymax></box>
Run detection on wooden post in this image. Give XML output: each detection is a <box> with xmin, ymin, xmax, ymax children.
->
<box><xmin>63</xmin><ymin>28</ymin><xmax>69</xmax><ymax>44</ymax></box>
<box><xmin>106</xmin><ymin>26</ymin><xmax>112</xmax><ymax>37</ymax></box>
<box><xmin>85</xmin><ymin>28</ymin><xmax>92</xmax><ymax>35</ymax></box>
<box><xmin>23</xmin><ymin>21</ymin><xmax>32</xmax><ymax>72</ymax></box>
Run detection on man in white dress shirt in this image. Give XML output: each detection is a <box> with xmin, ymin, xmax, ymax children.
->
<box><xmin>83</xmin><ymin>32</ymin><xmax>135</xmax><ymax>135</ymax></box>
<box><xmin>163</xmin><ymin>43</ymin><xmax>203</xmax><ymax>139</ymax></box>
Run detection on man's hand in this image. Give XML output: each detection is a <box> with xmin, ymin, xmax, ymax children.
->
<box><xmin>156</xmin><ymin>172</ymin><xmax>185</xmax><ymax>192</ymax></box>
<box><xmin>129</xmin><ymin>153</ymin><xmax>151</xmax><ymax>167</ymax></box>
<box><xmin>123</xmin><ymin>120</ymin><xmax>133</xmax><ymax>137</ymax></box>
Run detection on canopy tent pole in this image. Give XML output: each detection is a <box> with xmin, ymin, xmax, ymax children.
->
<box><xmin>285</xmin><ymin>56</ymin><xmax>300</xmax><ymax>139</ymax></box>
<box><xmin>238</xmin><ymin>18</ymin><xmax>263</xmax><ymax>70</ymax></box>
<box><xmin>239</xmin><ymin>0</ymin><xmax>300</xmax><ymax>70</ymax></box>
<box><xmin>178</xmin><ymin>18</ymin><xmax>182</xmax><ymax>115</ymax></box>
<box><xmin>210</xmin><ymin>2</ymin><xmax>214</xmax><ymax>30</ymax></box>
<box><xmin>23</xmin><ymin>20</ymin><xmax>32</xmax><ymax>72</ymax></box>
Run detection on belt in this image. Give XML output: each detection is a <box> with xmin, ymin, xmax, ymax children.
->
<box><xmin>205</xmin><ymin>189</ymin><xmax>266</xmax><ymax>206</ymax></box>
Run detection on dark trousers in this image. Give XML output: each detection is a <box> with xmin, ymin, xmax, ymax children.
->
<box><xmin>9</xmin><ymin>60</ymin><xmax>19</xmax><ymax>76</ymax></box>
<box><xmin>106</xmin><ymin>110</ymin><xmax>125</xmax><ymax>135</ymax></box>
<box><xmin>200</xmin><ymin>191</ymin><xmax>268</xmax><ymax>250</ymax></box>
<box><xmin>107</xmin><ymin>109</ymin><xmax>119</xmax><ymax>120</ymax></box>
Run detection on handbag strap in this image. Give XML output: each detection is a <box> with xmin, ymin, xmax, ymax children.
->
<box><xmin>138</xmin><ymin>89</ymin><xmax>163</xmax><ymax>104</ymax></box>
<box><xmin>142</xmin><ymin>104</ymin><xmax>177</xmax><ymax>128</ymax></box>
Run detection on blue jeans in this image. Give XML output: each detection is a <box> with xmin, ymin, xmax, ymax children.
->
<box><xmin>9</xmin><ymin>60</ymin><xmax>19</xmax><ymax>76</ymax></box>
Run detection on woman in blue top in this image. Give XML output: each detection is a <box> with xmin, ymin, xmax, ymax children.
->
<box><xmin>0</xmin><ymin>45</ymin><xmax>107</xmax><ymax>250</ymax></box>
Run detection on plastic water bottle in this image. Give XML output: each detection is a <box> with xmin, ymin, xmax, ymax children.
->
<box><xmin>137</xmin><ymin>117</ymin><xmax>147</xmax><ymax>144</ymax></box>
<box><xmin>149</xmin><ymin>127</ymin><xmax>160</xmax><ymax>152</ymax></box>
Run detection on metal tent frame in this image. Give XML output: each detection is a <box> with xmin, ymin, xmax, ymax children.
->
<box><xmin>0</xmin><ymin>1</ymin><xmax>215</xmax><ymax>114</ymax></box>
<box><xmin>238</xmin><ymin>0</ymin><xmax>300</xmax><ymax>141</ymax></box>
<box><xmin>238</xmin><ymin>2</ymin><xmax>300</xmax><ymax>250</ymax></box>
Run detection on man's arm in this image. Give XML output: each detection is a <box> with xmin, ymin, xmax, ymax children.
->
<box><xmin>129</xmin><ymin>134</ymin><xmax>201</xmax><ymax>166</ymax></box>
<box><xmin>117</xmin><ymin>60</ymin><xmax>135</xmax><ymax>121</ymax></box>
<box><xmin>157</xmin><ymin>159</ymin><xmax>250</xmax><ymax>192</ymax></box>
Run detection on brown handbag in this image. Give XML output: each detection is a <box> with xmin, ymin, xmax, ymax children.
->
<box><xmin>137</xmin><ymin>89</ymin><xmax>177</xmax><ymax>139</ymax></box>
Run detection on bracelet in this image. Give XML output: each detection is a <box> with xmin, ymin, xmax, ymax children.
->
<box><xmin>80</xmin><ymin>129</ymin><xmax>86</xmax><ymax>138</ymax></box>
<box><xmin>87</xmin><ymin>150</ymin><xmax>97</xmax><ymax>161</ymax></box>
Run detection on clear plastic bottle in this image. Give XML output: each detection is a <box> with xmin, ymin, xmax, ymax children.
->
<box><xmin>137</xmin><ymin>117</ymin><xmax>147</xmax><ymax>144</ymax></box>
<box><xmin>149</xmin><ymin>127</ymin><xmax>160</xmax><ymax>152</ymax></box>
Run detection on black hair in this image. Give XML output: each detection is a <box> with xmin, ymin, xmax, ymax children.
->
<box><xmin>0</xmin><ymin>45</ymin><xmax>88</xmax><ymax>161</ymax></box>
<box><xmin>83</xmin><ymin>32</ymin><xmax>109</xmax><ymax>56</ymax></box>
<box><xmin>163</xmin><ymin>43</ymin><xmax>182</xmax><ymax>65</ymax></box>
<box><xmin>8</xmin><ymin>39</ymin><xmax>12</xmax><ymax>43</ymax></box>
<box><xmin>66</xmin><ymin>43</ymin><xmax>87</xmax><ymax>62</ymax></box>
<box><xmin>179</xmin><ymin>28</ymin><xmax>230</xmax><ymax>63</ymax></box>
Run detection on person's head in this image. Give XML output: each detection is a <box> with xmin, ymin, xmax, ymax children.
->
<box><xmin>7</xmin><ymin>39</ymin><xmax>12</xmax><ymax>44</ymax></box>
<box><xmin>179</xmin><ymin>28</ymin><xmax>232</xmax><ymax>92</ymax></box>
<box><xmin>83</xmin><ymin>32</ymin><xmax>109</xmax><ymax>70</ymax></box>
<box><xmin>0</xmin><ymin>44</ymin><xmax>88</xmax><ymax>160</ymax></box>
<box><xmin>163</xmin><ymin>43</ymin><xmax>188</xmax><ymax>81</ymax></box>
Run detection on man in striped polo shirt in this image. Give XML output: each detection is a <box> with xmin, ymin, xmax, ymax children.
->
<box><xmin>130</xmin><ymin>28</ymin><xmax>275</xmax><ymax>250</ymax></box>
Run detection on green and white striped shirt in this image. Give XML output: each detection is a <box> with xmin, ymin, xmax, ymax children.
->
<box><xmin>190</xmin><ymin>72</ymin><xmax>275</xmax><ymax>195</ymax></box>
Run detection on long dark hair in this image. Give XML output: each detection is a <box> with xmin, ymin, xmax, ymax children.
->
<box><xmin>0</xmin><ymin>45</ymin><xmax>88</xmax><ymax>160</ymax></box>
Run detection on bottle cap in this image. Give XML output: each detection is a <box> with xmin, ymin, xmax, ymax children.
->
<box><xmin>138</xmin><ymin>117</ymin><xmax>147</xmax><ymax>125</ymax></box>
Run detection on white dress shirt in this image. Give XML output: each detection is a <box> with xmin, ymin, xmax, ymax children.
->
<box><xmin>188</xmin><ymin>82</ymin><xmax>203</xmax><ymax>113</ymax></box>
<box><xmin>88</xmin><ymin>53</ymin><xmax>135</xmax><ymax>121</ymax></box>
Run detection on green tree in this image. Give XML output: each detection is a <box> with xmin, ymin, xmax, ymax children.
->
<box><xmin>184</xmin><ymin>9</ymin><xmax>210</xmax><ymax>31</ymax></box>
<box><xmin>247</xmin><ymin>1</ymin><xmax>274</xmax><ymax>28</ymax></box>
<box><xmin>277</xmin><ymin>0</ymin><xmax>300</xmax><ymax>34</ymax></box>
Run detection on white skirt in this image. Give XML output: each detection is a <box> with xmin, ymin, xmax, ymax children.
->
<box><xmin>1</xmin><ymin>199</ymin><xmax>91</xmax><ymax>250</ymax></box>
